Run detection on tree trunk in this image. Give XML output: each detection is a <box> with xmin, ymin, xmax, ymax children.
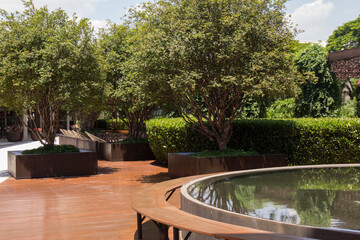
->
<box><xmin>215</xmin><ymin>126</ymin><xmax>232</xmax><ymax>150</ymax></box>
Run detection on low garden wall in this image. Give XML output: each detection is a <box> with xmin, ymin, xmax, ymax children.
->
<box><xmin>147</xmin><ymin>118</ymin><xmax>360</xmax><ymax>165</ymax></box>
<box><xmin>168</xmin><ymin>152</ymin><xmax>285</xmax><ymax>178</ymax></box>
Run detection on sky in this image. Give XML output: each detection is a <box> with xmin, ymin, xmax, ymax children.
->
<box><xmin>0</xmin><ymin>0</ymin><xmax>359</xmax><ymax>43</ymax></box>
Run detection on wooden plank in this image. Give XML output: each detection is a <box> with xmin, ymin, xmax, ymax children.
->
<box><xmin>85</xmin><ymin>131</ymin><xmax>106</xmax><ymax>142</ymax></box>
<box><xmin>131</xmin><ymin>175</ymin><xmax>317</xmax><ymax>240</ymax></box>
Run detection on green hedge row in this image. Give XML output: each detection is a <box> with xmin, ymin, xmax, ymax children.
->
<box><xmin>146</xmin><ymin>118</ymin><xmax>360</xmax><ymax>165</ymax></box>
<box><xmin>95</xmin><ymin>119</ymin><xmax>127</xmax><ymax>130</ymax></box>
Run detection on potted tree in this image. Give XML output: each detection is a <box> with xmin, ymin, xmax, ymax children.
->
<box><xmin>128</xmin><ymin>0</ymin><xmax>299</xmax><ymax>174</ymax></box>
<box><xmin>0</xmin><ymin>1</ymin><xmax>105</xmax><ymax>178</ymax></box>
<box><xmin>98</xmin><ymin>22</ymin><xmax>156</xmax><ymax>161</ymax></box>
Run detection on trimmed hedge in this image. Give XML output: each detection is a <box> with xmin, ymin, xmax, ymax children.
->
<box><xmin>146</xmin><ymin>118</ymin><xmax>360</xmax><ymax>165</ymax></box>
<box><xmin>94</xmin><ymin>119</ymin><xmax>128</xmax><ymax>130</ymax></box>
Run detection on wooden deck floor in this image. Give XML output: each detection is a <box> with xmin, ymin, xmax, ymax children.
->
<box><xmin>0</xmin><ymin>160</ymin><xmax>173</xmax><ymax>240</ymax></box>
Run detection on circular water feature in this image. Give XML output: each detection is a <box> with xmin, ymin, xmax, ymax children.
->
<box><xmin>180</xmin><ymin>165</ymin><xmax>360</xmax><ymax>240</ymax></box>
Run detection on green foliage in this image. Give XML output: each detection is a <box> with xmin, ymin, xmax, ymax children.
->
<box><xmin>333</xmin><ymin>100</ymin><xmax>356</xmax><ymax>117</ymax></box>
<box><xmin>147</xmin><ymin>118</ymin><xmax>360</xmax><ymax>165</ymax></box>
<box><xmin>146</xmin><ymin>118</ymin><xmax>217</xmax><ymax>164</ymax></box>
<box><xmin>289</xmin><ymin>40</ymin><xmax>312</xmax><ymax>57</ymax></box>
<box><xmin>191</xmin><ymin>148</ymin><xmax>258</xmax><ymax>158</ymax></box>
<box><xmin>22</xmin><ymin>145</ymin><xmax>79</xmax><ymax>155</ymax></box>
<box><xmin>94</xmin><ymin>119</ymin><xmax>108</xmax><ymax>129</ymax></box>
<box><xmin>266</xmin><ymin>98</ymin><xmax>295</xmax><ymax>118</ymax></box>
<box><xmin>294</xmin><ymin>44</ymin><xmax>341</xmax><ymax>117</ymax></box>
<box><xmin>0</xmin><ymin>1</ymin><xmax>104</xmax><ymax>145</ymax></box>
<box><xmin>98</xmin><ymin>22</ymin><xmax>156</xmax><ymax>139</ymax></box>
<box><xmin>129</xmin><ymin>0</ymin><xmax>298</xmax><ymax>150</ymax></box>
<box><xmin>327</xmin><ymin>15</ymin><xmax>360</xmax><ymax>52</ymax></box>
<box><xmin>107</xmin><ymin>119</ymin><xmax>128</xmax><ymax>130</ymax></box>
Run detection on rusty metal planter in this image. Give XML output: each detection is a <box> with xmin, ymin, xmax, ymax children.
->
<box><xmin>168</xmin><ymin>152</ymin><xmax>286</xmax><ymax>178</ymax></box>
<box><xmin>8</xmin><ymin>150</ymin><xmax>97</xmax><ymax>179</ymax></box>
<box><xmin>100</xmin><ymin>142</ymin><xmax>155</xmax><ymax>161</ymax></box>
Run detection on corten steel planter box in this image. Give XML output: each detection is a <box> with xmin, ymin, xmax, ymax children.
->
<box><xmin>100</xmin><ymin>142</ymin><xmax>155</xmax><ymax>161</ymax></box>
<box><xmin>59</xmin><ymin>135</ymin><xmax>100</xmax><ymax>159</ymax></box>
<box><xmin>168</xmin><ymin>152</ymin><xmax>286</xmax><ymax>178</ymax></box>
<box><xmin>8</xmin><ymin>150</ymin><xmax>97</xmax><ymax>179</ymax></box>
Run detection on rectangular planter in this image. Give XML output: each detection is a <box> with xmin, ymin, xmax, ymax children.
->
<box><xmin>59</xmin><ymin>135</ymin><xmax>100</xmax><ymax>159</ymax></box>
<box><xmin>168</xmin><ymin>152</ymin><xmax>286</xmax><ymax>178</ymax></box>
<box><xmin>99</xmin><ymin>142</ymin><xmax>155</xmax><ymax>161</ymax></box>
<box><xmin>8</xmin><ymin>150</ymin><xmax>97</xmax><ymax>179</ymax></box>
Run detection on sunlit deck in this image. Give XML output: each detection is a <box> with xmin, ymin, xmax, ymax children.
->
<box><xmin>0</xmin><ymin>160</ymin><xmax>172</xmax><ymax>240</ymax></box>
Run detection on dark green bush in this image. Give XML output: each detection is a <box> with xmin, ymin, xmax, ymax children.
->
<box><xmin>146</xmin><ymin>118</ymin><xmax>216</xmax><ymax>164</ymax></box>
<box><xmin>94</xmin><ymin>119</ymin><xmax>107</xmax><ymax>129</ymax></box>
<box><xmin>107</xmin><ymin>119</ymin><xmax>127</xmax><ymax>130</ymax></box>
<box><xmin>22</xmin><ymin>145</ymin><xmax>79</xmax><ymax>155</ymax></box>
<box><xmin>94</xmin><ymin>119</ymin><xmax>128</xmax><ymax>130</ymax></box>
<box><xmin>147</xmin><ymin>118</ymin><xmax>360</xmax><ymax>165</ymax></box>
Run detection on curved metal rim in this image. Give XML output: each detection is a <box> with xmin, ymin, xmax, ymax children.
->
<box><xmin>180</xmin><ymin>164</ymin><xmax>360</xmax><ymax>235</ymax></box>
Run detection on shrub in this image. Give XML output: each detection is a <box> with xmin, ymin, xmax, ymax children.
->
<box><xmin>147</xmin><ymin>118</ymin><xmax>360</xmax><ymax>165</ymax></box>
<box><xmin>94</xmin><ymin>119</ymin><xmax>128</xmax><ymax>130</ymax></box>
<box><xmin>333</xmin><ymin>100</ymin><xmax>356</xmax><ymax>118</ymax></box>
<box><xmin>266</xmin><ymin>98</ymin><xmax>295</xmax><ymax>118</ymax></box>
<box><xmin>146</xmin><ymin>118</ymin><xmax>216</xmax><ymax>164</ymax></box>
<box><xmin>22</xmin><ymin>145</ymin><xmax>79</xmax><ymax>155</ymax></box>
<box><xmin>107</xmin><ymin>119</ymin><xmax>128</xmax><ymax>131</ymax></box>
<box><xmin>94</xmin><ymin>119</ymin><xmax>108</xmax><ymax>129</ymax></box>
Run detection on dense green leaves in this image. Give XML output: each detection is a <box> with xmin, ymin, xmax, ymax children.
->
<box><xmin>327</xmin><ymin>15</ymin><xmax>360</xmax><ymax>52</ymax></box>
<box><xmin>147</xmin><ymin>118</ymin><xmax>360</xmax><ymax>165</ymax></box>
<box><xmin>0</xmin><ymin>1</ymin><xmax>104</xmax><ymax>145</ymax></box>
<box><xmin>129</xmin><ymin>0</ymin><xmax>298</xmax><ymax>149</ymax></box>
<box><xmin>98</xmin><ymin>22</ymin><xmax>156</xmax><ymax>139</ymax></box>
<box><xmin>294</xmin><ymin>44</ymin><xmax>341</xmax><ymax>117</ymax></box>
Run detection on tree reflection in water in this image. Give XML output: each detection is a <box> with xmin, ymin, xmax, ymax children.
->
<box><xmin>187</xmin><ymin>168</ymin><xmax>360</xmax><ymax>230</ymax></box>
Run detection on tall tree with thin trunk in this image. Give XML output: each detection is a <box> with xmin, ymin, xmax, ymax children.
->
<box><xmin>0</xmin><ymin>0</ymin><xmax>104</xmax><ymax>145</ymax></box>
<box><xmin>128</xmin><ymin>0</ymin><xmax>298</xmax><ymax>150</ymax></box>
<box><xmin>99</xmin><ymin>22</ymin><xmax>156</xmax><ymax>139</ymax></box>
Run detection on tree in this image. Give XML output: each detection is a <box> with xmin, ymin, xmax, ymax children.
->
<box><xmin>0</xmin><ymin>0</ymin><xmax>104</xmax><ymax>145</ymax></box>
<box><xmin>294</xmin><ymin>44</ymin><xmax>341</xmax><ymax>117</ymax></box>
<box><xmin>127</xmin><ymin>0</ymin><xmax>298</xmax><ymax>150</ymax></box>
<box><xmin>98</xmin><ymin>23</ymin><xmax>156</xmax><ymax>139</ymax></box>
<box><xmin>327</xmin><ymin>15</ymin><xmax>360</xmax><ymax>52</ymax></box>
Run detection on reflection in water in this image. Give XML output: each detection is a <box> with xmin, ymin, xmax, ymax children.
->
<box><xmin>187</xmin><ymin>168</ymin><xmax>360</xmax><ymax>230</ymax></box>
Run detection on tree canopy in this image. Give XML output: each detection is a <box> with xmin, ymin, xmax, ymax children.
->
<box><xmin>327</xmin><ymin>15</ymin><xmax>360</xmax><ymax>52</ymax></box>
<box><xmin>127</xmin><ymin>0</ymin><xmax>298</xmax><ymax>149</ymax></box>
<box><xmin>0</xmin><ymin>0</ymin><xmax>104</xmax><ymax>145</ymax></box>
<box><xmin>98</xmin><ymin>22</ymin><xmax>156</xmax><ymax>139</ymax></box>
<box><xmin>294</xmin><ymin>44</ymin><xmax>341</xmax><ymax>117</ymax></box>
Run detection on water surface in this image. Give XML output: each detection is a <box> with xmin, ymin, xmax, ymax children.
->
<box><xmin>188</xmin><ymin>168</ymin><xmax>360</xmax><ymax>230</ymax></box>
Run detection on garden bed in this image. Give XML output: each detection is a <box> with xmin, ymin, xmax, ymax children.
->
<box><xmin>8</xmin><ymin>149</ymin><xmax>97</xmax><ymax>179</ymax></box>
<box><xmin>100</xmin><ymin>142</ymin><xmax>155</xmax><ymax>161</ymax></box>
<box><xmin>168</xmin><ymin>152</ymin><xmax>285</xmax><ymax>178</ymax></box>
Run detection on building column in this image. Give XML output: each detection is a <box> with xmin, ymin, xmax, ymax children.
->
<box><xmin>67</xmin><ymin>112</ymin><xmax>70</xmax><ymax>130</ymax></box>
<box><xmin>23</xmin><ymin>114</ymin><xmax>28</xmax><ymax>141</ymax></box>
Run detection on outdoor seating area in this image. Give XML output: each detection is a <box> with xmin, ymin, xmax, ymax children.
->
<box><xmin>131</xmin><ymin>174</ymin><xmax>312</xmax><ymax>240</ymax></box>
<box><xmin>1</xmin><ymin>0</ymin><xmax>360</xmax><ymax>239</ymax></box>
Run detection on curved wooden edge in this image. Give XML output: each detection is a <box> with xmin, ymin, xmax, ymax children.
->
<box><xmin>131</xmin><ymin>175</ymin><xmax>316</xmax><ymax>240</ymax></box>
